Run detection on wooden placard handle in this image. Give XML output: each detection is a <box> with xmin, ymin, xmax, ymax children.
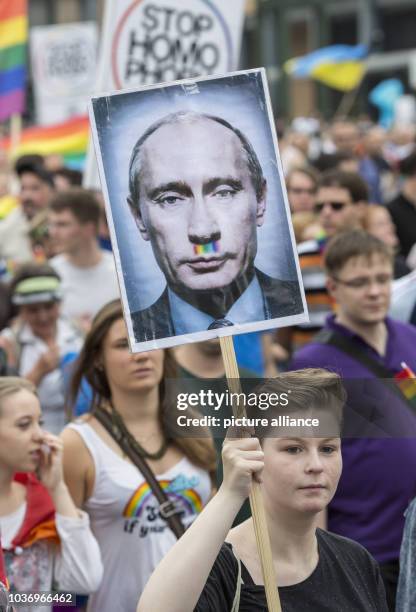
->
<box><xmin>220</xmin><ymin>336</ymin><xmax>282</xmax><ymax>612</ymax></box>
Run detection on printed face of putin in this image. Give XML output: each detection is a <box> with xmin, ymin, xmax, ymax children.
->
<box><xmin>128</xmin><ymin>112</ymin><xmax>267</xmax><ymax>309</ymax></box>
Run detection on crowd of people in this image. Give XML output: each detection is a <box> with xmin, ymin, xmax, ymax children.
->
<box><xmin>0</xmin><ymin>114</ymin><xmax>415</xmax><ymax>611</ymax></box>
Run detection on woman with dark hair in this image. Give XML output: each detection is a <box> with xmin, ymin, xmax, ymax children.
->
<box><xmin>61</xmin><ymin>299</ymin><xmax>216</xmax><ymax>612</ymax></box>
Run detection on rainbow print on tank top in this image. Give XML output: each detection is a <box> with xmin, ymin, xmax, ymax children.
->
<box><xmin>123</xmin><ymin>477</ymin><xmax>202</xmax><ymax>519</ymax></box>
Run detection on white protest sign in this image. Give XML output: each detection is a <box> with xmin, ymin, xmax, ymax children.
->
<box><xmin>84</xmin><ymin>0</ymin><xmax>245</xmax><ymax>187</ymax></box>
<box><xmin>30</xmin><ymin>22</ymin><xmax>98</xmax><ymax>126</ymax></box>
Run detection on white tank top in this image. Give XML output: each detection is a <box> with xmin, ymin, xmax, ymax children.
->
<box><xmin>67</xmin><ymin>421</ymin><xmax>212</xmax><ymax>612</ymax></box>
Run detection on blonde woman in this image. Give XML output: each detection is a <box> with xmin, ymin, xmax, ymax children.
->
<box><xmin>0</xmin><ymin>377</ymin><xmax>102</xmax><ymax>611</ymax></box>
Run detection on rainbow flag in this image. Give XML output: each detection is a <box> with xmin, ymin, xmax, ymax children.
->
<box><xmin>395</xmin><ymin>362</ymin><xmax>416</xmax><ymax>408</ymax></box>
<box><xmin>0</xmin><ymin>0</ymin><xmax>27</xmax><ymax>121</ymax></box>
<box><xmin>0</xmin><ymin>115</ymin><xmax>89</xmax><ymax>169</ymax></box>
<box><xmin>284</xmin><ymin>44</ymin><xmax>368</xmax><ymax>92</ymax></box>
<box><xmin>315</xmin><ymin>229</ymin><xmax>327</xmax><ymax>253</ymax></box>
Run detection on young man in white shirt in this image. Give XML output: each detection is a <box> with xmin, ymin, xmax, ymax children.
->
<box><xmin>48</xmin><ymin>188</ymin><xmax>119</xmax><ymax>329</ymax></box>
<box><xmin>0</xmin><ymin>161</ymin><xmax>55</xmax><ymax>264</ymax></box>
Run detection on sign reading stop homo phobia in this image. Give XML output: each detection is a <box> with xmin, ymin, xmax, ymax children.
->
<box><xmin>102</xmin><ymin>0</ymin><xmax>245</xmax><ymax>89</ymax></box>
<box><xmin>84</xmin><ymin>0</ymin><xmax>245</xmax><ymax>188</ymax></box>
<box><xmin>30</xmin><ymin>22</ymin><xmax>98</xmax><ymax>125</ymax></box>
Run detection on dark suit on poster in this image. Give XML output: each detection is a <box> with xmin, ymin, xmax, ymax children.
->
<box><xmin>131</xmin><ymin>269</ymin><xmax>303</xmax><ymax>343</ymax></box>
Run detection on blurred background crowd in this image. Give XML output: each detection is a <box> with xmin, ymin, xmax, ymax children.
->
<box><xmin>1</xmin><ymin>114</ymin><xmax>415</xmax><ymax>398</ymax></box>
<box><xmin>1</xmin><ymin>0</ymin><xmax>416</xmax><ymax>611</ymax></box>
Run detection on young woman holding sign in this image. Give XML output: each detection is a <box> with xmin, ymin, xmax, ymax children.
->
<box><xmin>61</xmin><ymin>299</ymin><xmax>216</xmax><ymax>612</ymax></box>
<box><xmin>138</xmin><ymin>369</ymin><xmax>388</xmax><ymax>612</ymax></box>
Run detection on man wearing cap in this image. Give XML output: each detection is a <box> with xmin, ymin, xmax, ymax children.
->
<box><xmin>0</xmin><ymin>263</ymin><xmax>82</xmax><ymax>434</ymax></box>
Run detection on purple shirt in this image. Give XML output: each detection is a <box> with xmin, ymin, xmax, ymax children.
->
<box><xmin>291</xmin><ymin>316</ymin><xmax>416</xmax><ymax>563</ymax></box>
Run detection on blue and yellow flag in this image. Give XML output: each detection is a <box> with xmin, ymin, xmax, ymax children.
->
<box><xmin>284</xmin><ymin>44</ymin><xmax>368</xmax><ymax>92</ymax></box>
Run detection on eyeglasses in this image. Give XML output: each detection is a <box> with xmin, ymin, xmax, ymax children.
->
<box><xmin>314</xmin><ymin>201</ymin><xmax>352</xmax><ymax>213</ymax></box>
<box><xmin>332</xmin><ymin>274</ymin><xmax>393</xmax><ymax>289</ymax></box>
<box><xmin>289</xmin><ymin>187</ymin><xmax>316</xmax><ymax>196</ymax></box>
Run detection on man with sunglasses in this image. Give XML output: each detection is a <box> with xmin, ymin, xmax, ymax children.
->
<box><xmin>290</xmin><ymin>230</ymin><xmax>416</xmax><ymax>611</ymax></box>
<box><xmin>314</xmin><ymin>170</ymin><xmax>367</xmax><ymax>237</ymax></box>
<box><xmin>276</xmin><ymin>170</ymin><xmax>369</xmax><ymax>358</ymax></box>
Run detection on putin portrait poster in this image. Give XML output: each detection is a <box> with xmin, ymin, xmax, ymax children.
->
<box><xmin>89</xmin><ymin>69</ymin><xmax>308</xmax><ymax>351</ymax></box>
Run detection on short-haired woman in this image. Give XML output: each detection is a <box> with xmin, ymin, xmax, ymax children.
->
<box><xmin>138</xmin><ymin>369</ymin><xmax>388</xmax><ymax>612</ymax></box>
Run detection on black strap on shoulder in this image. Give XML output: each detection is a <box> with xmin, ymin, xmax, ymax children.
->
<box><xmin>313</xmin><ymin>328</ymin><xmax>394</xmax><ymax>378</ymax></box>
<box><xmin>410</xmin><ymin>302</ymin><xmax>416</xmax><ymax>327</ymax></box>
<box><xmin>313</xmin><ymin>328</ymin><xmax>413</xmax><ymax>408</ymax></box>
<box><xmin>94</xmin><ymin>408</ymin><xmax>185</xmax><ymax>540</ymax></box>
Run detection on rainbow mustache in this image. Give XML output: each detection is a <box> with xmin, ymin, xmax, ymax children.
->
<box><xmin>193</xmin><ymin>241</ymin><xmax>220</xmax><ymax>255</ymax></box>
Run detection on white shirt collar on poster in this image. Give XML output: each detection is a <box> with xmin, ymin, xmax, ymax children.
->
<box><xmin>168</xmin><ymin>275</ymin><xmax>266</xmax><ymax>335</ymax></box>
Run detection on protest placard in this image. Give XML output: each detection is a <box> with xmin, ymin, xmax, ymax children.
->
<box><xmin>30</xmin><ymin>22</ymin><xmax>97</xmax><ymax>125</ymax></box>
<box><xmin>84</xmin><ymin>0</ymin><xmax>245</xmax><ymax>188</ymax></box>
<box><xmin>89</xmin><ymin>69</ymin><xmax>308</xmax><ymax>352</ymax></box>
